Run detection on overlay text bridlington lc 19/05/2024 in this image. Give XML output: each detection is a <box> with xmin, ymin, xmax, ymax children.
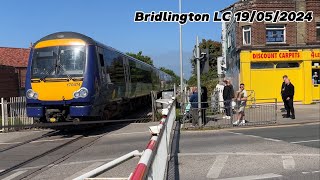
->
<box><xmin>134</xmin><ymin>10</ymin><xmax>314</xmax><ymax>25</ymax></box>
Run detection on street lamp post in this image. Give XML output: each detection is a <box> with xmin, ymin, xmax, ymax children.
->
<box><xmin>179</xmin><ymin>0</ymin><xmax>184</xmax><ymax>110</ymax></box>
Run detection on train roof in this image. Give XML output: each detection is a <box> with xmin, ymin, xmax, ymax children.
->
<box><xmin>33</xmin><ymin>32</ymin><xmax>96</xmax><ymax>46</ymax></box>
<box><xmin>33</xmin><ymin>31</ymin><xmax>173</xmax><ymax>78</ymax></box>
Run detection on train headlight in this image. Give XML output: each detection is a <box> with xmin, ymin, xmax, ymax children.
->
<box><xmin>73</xmin><ymin>88</ymin><xmax>88</xmax><ymax>99</ymax></box>
<box><xmin>73</xmin><ymin>91</ymin><xmax>80</xmax><ymax>99</ymax></box>
<box><xmin>26</xmin><ymin>89</ymin><xmax>38</xmax><ymax>99</ymax></box>
<box><xmin>79</xmin><ymin>88</ymin><xmax>88</xmax><ymax>98</ymax></box>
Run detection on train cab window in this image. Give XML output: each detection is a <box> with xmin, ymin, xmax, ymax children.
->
<box><xmin>276</xmin><ymin>62</ymin><xmax>300</xmax><ymax>68</ymax></box>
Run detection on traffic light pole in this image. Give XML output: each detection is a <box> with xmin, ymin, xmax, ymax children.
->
<box><xmin>196</xmin><ymin>36</ymin><xmax>202</xmax><ymax>127</ymax></box>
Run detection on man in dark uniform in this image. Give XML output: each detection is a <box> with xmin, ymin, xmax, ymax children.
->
<box><xmin>189</xmin><ymin>88</ymin><xmax>199</xmax><ymax>126</ymax></box>
<box><xmin>283</xmin><ymin>78</ymin><xmax>295</xmax><ymax>119</ymax></box>
<box><xmin>281</xmin><ymin>75</ymin><xmax>288</xmax><ymax>112</ymax></box>
<box><xmin>223</xmin><ymin>80</ymin><xmax>234</xmax><ymax>119</ymax></box>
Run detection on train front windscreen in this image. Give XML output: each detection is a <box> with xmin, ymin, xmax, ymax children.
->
<box><xmin>31</xmin><ymin>45</ymin><xmax>86</xmax><ymax>80</ymax></box>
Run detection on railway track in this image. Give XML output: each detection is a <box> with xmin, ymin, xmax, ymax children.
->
<box><xmin>0</xmin><ymin>130</ymin><xmax>60</xmax><ymax>153</ymax></box>
<box><xmin>0</xmin><ymin>123</ymin><xmax>128</xmax><ymax>180</ymax></box>
<box><xmin>0</xmin><ymin>108</ymin><xmax>153</xmax><ymax>180</ymax></box>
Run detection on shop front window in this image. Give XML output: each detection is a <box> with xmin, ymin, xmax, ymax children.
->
<box><xmin>312</xmin><ymin>69</ymin><xmax>319</xmax><ymax>85</ymax></box>
<box><xmin>251</xmin><ymin>62</ymin><xmax>274</xmax><ymax>69</ymax></box>
<box><xmin>276</xmin><ymin>62</ymin><xmax>299</xmax><ymax>68</ymax></box>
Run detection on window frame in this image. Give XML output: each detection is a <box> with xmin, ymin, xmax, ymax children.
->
<box><xmin>265</xmin><ymin>25</ymin><xmax>286</xmax><ymax>44</ymax></box>
<box><xmin>250</xmin><ymin>62</ymin><xmax>274</xmax><ymax>70</ymax></box>
<box><xmin>243</xmin><ymin>26</ymin><xmax>251</xmax><ymax>45</ymax></box>
<box><xmin>275</xmin><ymin>62</ymin><xmax>300</xmax><ymax>69</ymax></box>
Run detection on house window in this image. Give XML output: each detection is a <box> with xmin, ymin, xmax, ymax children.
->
<box><xmin>243</xmin><ymin>26</ymin><xmax>251</xmax><ymax>45</ymax></box>
<box><xmin>266</xmin><ymin>25</ymin><xmax>286</xmax><ymax>43</ymax></box>
<box><xmin>317</xmin><ymin>23</ymin><xmax>320</xmax><ymax>41</ymax></box>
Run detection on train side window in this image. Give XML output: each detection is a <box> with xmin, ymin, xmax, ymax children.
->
<box><xmin>99</xmin><ymin>54</ymin><xmax>104</xmax><ymax>67</ymax></box>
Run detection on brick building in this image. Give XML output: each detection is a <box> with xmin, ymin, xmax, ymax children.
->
<box><xmin>221</xmin><ymin>0</ymin><xmax>320</xmax><ymax>104</ymax></box>
<box><xmin>0</xmin><ymin>47</ymin><xmax>30</xmax><ymax>98</ymax></box>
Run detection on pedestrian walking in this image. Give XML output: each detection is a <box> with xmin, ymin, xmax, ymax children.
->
<box><xmin>189</xmin><ymin>88</ymin><xmax>199</xmax><ymax>126</ymax></box>
<box><xmin>233</xmin><ymin>83</ymin><xmax>247</xmax><ymax>126</ymax></box>
<box><xmin>281</xmin><ymin>75</ymin><xmax>288</xmax><ymax>112</ymax></box>
<box><xmin>283</xmin><ymin>78</ymin><xmax>295</xmax><ymax>119</ymax></box>
<box><xmin>222</xmin><ymin>80</ymin><xmax>234</xmax><ymax>120</ymax></box>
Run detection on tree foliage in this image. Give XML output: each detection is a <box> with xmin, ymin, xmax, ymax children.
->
<box><xmin>160</xmin><ymin>67</ymin><xmax>180</xmax><ymax>85</ymax></box>
<box><xmin>126</xmin><ymin>51</ymin><xmax>154</xmax><ymax>66</ymax></box>
<box><xmin>188</xmin><ymin>39</ymin><xmax>222</xmax><ymax>97</ymax></box>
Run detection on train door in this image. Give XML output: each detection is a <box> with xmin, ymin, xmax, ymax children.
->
<box><xmin>123</xmin><ymin>57</ymin><xmax>131</xmax><ymax>98</ymax></box>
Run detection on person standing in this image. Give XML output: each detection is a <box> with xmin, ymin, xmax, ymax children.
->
<box><xmin>201</xmin><ymin>86</ymin><xmax>208</xmax><ymax>125</ymax></box>
<box><xmin>281</xmin><ymin>75</ymin><xmax>288</xmax><ymax>112</ymax></box>
<box><xmin>223</xmin><ymin>80</ymin><xmax>234</xmax><ymax>120</ymax></box>
<box><xmin>313</xmin><ymin>72</ymin><xmax>319</xmax><ymax>84</ymax></box>
<box><xmin>189</xmin><ymin>88</ymin><xmax>199</xmax><ymax>126</ymax></box>
<box><xmin>283</xmin><ymin>78</ymin><xmax>295</xmax><ymax>119</ymax></box>
<box><xmin>233</xmin><ymin>83</ymin><xmax>247</xmax><ymax>126</ymax></box>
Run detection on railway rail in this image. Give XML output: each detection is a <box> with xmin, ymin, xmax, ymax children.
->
<box><xmin>0</xmin><ymin>123</ymin><xmax>131</xmax><ymax>180</ymax></box>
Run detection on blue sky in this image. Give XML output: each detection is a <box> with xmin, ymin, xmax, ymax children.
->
<box><xmin>0</xmin><ymin>0</ymin><xmax>237</xmax><ymax>79</ymax></box>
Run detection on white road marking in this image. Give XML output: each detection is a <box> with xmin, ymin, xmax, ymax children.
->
<box><xmin>0</xmin><ymin>131</ymin><xmax>149</xmax><ymax>145</ymax></box>
<box><xmin>282</xmin><ymin>156</ymin><xmax>295</xmax><ymax>170</ymax></box>
<box><xmin>290</xmin><ymin>139</ymin><xmax>320</xmax><ymax>144</ymax></box>
<box><xmin>178</xmin><ymin>152</ymin><xmax>320</xmax><ymax>157</ymax></box>
<box><xmin>228</xmin><ymin>132</ymin><xmax>282</xmax><ymax>142</ymax></box>
<box><xmin>2</xmin><ymin>170</ymin><xmax>27</xmax><ymax>180</ymax></box>
<box><xmin>64</xmin><ymin>162</ymin><xmax>104</xmax><ymax>180</ymax></box>
<box><xmin>0</xmin><ymin>158</ymin><xmax>115</xmax><ymax>173</ymax></box>
<box><xmin>228</xmin><ymin>132</ymin><xmax>243</xmax><ymax>135</ymax></box>
<box><xmin>216</xmin><ymin>173</ymin><xmax>282</xmax><ymax>180</ymax></box>
<box><xmin>302</xmin><ymin>170</ymin><xmax>320</xmax><ymax>174</ymax></box>
<box><xmin>246</xmin><ymin>135</ymin><xmax>262</xmax><ymax>138</ymax></box>
<box><xmin>206</xmin><ymin>155</ymin><xmax>228</xmax><ymax>178</ymax></box>
<box><xmin>263</xmin><ymin>138</ymin><xmax>282</xmax><ymax>142</ymax></box>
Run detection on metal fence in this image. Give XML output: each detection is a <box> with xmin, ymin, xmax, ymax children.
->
<box><xmin>181</xmin><ymin>98</ymin><xmax>277</xmax><ymax>129</ymax></box>
<box><xmin>1</xmin><ymin>97</ymin><xmax>33</xmax><ymax>132</ymax></box>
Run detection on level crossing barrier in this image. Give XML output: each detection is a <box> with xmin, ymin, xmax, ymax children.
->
<box><xmin>73</xmin><ymin>96</ymin><xmax>176</xmax><ymax>180</ymax></box>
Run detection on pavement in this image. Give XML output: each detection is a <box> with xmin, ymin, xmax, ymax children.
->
<box><xmin>0</xmin><ymin>122</ymin><xmax>157</xmax><ymax>180</ymax></box>
<box><xmin>277</xmin><ymin>103</ymin><xmax>320</xmax><ymax>125</ymax></box>
<box><xmin>168</xmin><ymin>123</ymin><xmax>320</xmax><ymax>180</ymax></box>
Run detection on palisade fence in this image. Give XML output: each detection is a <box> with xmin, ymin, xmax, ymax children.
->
<box><xmin>181</xmin><ymin>88</ymin><xmax>278</xmax><ymax>129</ymax></box>
<box><xmin>1</xmin><ymin>97</ymin><xmax>33</xmax><ymax>132</ymax></box>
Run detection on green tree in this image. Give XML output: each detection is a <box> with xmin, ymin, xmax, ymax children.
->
<box><xmin>188</xmin><ymin>39</ymin><xmax>222</xmax><ymax>97</ymax></box>
<box><xmin>126</xmin><ymin>51</ymin><xmax>154</xmax><ymax>66</ymax></box>
<box><xmin>159</xmin><ymin>67</ymin><xmax>180</xmax><ymax>85</ymax></box>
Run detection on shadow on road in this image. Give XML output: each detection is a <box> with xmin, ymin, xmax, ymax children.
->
<box><xmin>166</xmin><ymin>120</ymin><xmax>181</xmax><ymax>180</ymax></box>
